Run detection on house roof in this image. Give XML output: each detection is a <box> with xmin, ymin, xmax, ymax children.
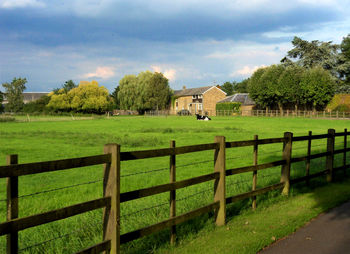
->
<box><xmin>217</xmin><ymin>93</ymin><xmax>255</xmax><ymax>105</ymax></box>
<box><xmin>3</xmin><ymin>92</ymin><xmax>49</xmax><ymax>103</ymax></box>
<box><xmin>23</xmin><ymin>92</ymin><xmax>49</xmax><ymax>101</ymax></box>
<box><xmin>174</xmin><ymin>86</ymin><xmax>225</xmax><ymax>97</ymax></box>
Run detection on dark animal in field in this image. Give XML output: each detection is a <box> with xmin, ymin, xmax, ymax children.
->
<box><xmin>195</xmin><ymin>114</ymin><xmax>211</xmax><ymax>121</ymax></box>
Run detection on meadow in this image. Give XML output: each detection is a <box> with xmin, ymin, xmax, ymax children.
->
<box><xmin>0</xmin><ymin>115</ymin><xmax>349</xmax><ymax>253</ymax></box>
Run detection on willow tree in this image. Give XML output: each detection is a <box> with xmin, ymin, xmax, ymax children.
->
<box><xmin>117</xmin><ymin>71</ymin><xmax>171</xmax><ymax>114</ymax></box>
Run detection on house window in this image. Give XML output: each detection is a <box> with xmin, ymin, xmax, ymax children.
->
<box><xmin>192</xmin><ymin>95</ymin><xmax>196</xmax><ymax>99</ymax></box>
<box><xmin>199</xmin><ymin>104</ymin><xmax>203</xmax><ymax>110</ymax></box>
<box><xmin>198</xmin><ymin>95</ymin><xmax>203</xmax><ymax>99</ymax></box>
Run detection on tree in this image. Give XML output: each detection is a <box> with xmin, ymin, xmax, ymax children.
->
<box><xmin>338</xmin><ymin>34</ymin><xmax>350</xmax><ymax>84</ymax></box>
<box><xmin>234</xmin><ymin>79</ymin><xmax>249</xmax><ymax>93</ymax></box>
<box><xmin>117</xmin><ymin>71</ymin><xmax>172</xmax><ymax>114</ymax></box>
<box><xmin>47</xmin><ymin>80</ymin><xmax>112</xmax><ymax>113</ymax></box>
<box><xmin>282</xmin><ymin>36</ymin><xmax>339</xmax><ymax>77</ymax></box>
<box><xmin>248</xmin><ymin>65</ymin><xmax>286</xmax><ymax>110</ymax></box>
<box><xmin>2</xmin><ymin>77</ymin><xmax>27</xmax><ymax>112</ymax></box>
<box><xmin>248</xmin><ymin>67</ymin><xmax>268</xmax><ymax>108</ymax></box>
<box><xmin>300</xmin><ymin>67</ymin><xmax>336</xmax><ymax>111</ymax></box>
<box><xmin>258</xmin><ymin>65</ymin><xmax>285</xmax><ymax>111</ymax></box>
<box><xmin>277</xmin><ymin>65</ymin><xmax>304</xmax><ymax>110</ymax></box>
<box><xmin>111</xmin><ymin>86</ymin><xmax>120</xmax><ymax>109</ymax></box>
<box><xmin>221</xmin><ymin>82</ymin><xmax>235</xmax><ymax>96</ymax></box>
<box><xmin>0</xmin><ymin>91</ymin><xmax>3</xmax><ymax>113</ymax></box>
<box><xmin>53</xmin><ymin>80</ymin><xmax>77</xmax><ymax>94</ymax></box>
<box><xmin>118</xmin><ymin>74</ymin><xmax>139</xmax><ymax>111</ymax></box>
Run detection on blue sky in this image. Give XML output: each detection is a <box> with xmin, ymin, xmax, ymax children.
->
<box><xmin>0</xmin><ymin>0</ymin><xmax>349</xmax><ymax>92</ymax></box>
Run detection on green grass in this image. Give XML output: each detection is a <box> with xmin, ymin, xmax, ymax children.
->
<box><xmin>0</xmin><ymin>115</ymin><xmax>349</xmax><ymax>253</ymax></box>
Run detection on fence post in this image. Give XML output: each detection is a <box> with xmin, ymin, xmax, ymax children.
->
<box><xmin>103</xmin><ymin>144</ymin><xmax>120</xmax><ymax>254</ymax></box>
<box><xmin>170</xmin><ymin>140</ymin><xmax>176</xmax><ymax>245</ymax></box>
<box><xmin>343</xmin><ymin>129</ymin><xmax>347</xmax><ymax>176</ymax></box>
<box><xmin>214</xmin><ymin>136</ymin><xmax>226</xmax><ymax>226</ymax></box>
<box><xmin>306</xmin><ymin>131</ymin><xmax>312</xmax><ymax>186</ymax></box>
<box><xmin>7</xmin><ymin>154</ymin><xmax>18</xmax><ymax>254</ymax></box>
<box><xmin>252</xmin><ymin>135</ymin><xmax>258</xmax><ymax>209</ymax></box>
<box><xmin>281</xmin><ymin>132</ymin><xmax>293</xmax><ymax>195</ymax></box>
<box><xmin>326</xmin><ymin>129</ymin><xmax>335</xmax><ymax>182</ymax></box>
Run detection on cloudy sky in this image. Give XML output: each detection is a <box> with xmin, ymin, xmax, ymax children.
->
<box><xmin>0</xmin><ymin>0</ymin><xmax>349</xmax><ymax>92</ymax></box>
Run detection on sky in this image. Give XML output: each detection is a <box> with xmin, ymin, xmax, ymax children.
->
<box><xmin>0</xmin><ymin>0</ymin><xmax>349</xmax><ymax>92</ymax></box>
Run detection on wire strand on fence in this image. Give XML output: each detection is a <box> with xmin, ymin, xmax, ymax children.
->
<box><xmin>122</xmin><ymin>202</ymin><xmax>169</xmax><ymax>218</ymax></box>
<box><xmin>121</xmin><ymin>167</ymin><xmax>168</xmax><ymax>177</ymax></box>
<box><xmin>18</xmin><ymin>220</ymin><xmax>101</xmax><ymax>252</ymax></box>
<box><xmin>121</xmin><ymin>158</ymin><xmax>215</xmax><ymax>178</ymax></box>
<box><xmin>18</xmin><ymin>179</ymin><xmax>103</xmax><ymax>199</ymax></box>
<box><xmin>122</xmin><ymin>186</ymin><xmax>214</xmax><ymax>218</ymax></box>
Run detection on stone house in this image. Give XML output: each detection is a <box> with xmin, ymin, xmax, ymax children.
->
<box><xmin>217</xmin><ymin>93</ymin><xmax>256</xmax><ymax>116</ymax></box>
<box><xmin>171</xmin><ymin>86</ymin><xmax>226</xmax><ymax>116</ymax></box>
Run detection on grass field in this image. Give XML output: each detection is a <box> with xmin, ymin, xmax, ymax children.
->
<box><xmin>0</xmin><ymin>115</ymin><xmax>349</xmax><ymax>253</ymax></box>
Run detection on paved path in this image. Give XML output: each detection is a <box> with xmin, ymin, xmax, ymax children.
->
<box><xmin>260</xmin><ymin>200</ymin><xmax>350</xmax><ymax>254</ymax></box>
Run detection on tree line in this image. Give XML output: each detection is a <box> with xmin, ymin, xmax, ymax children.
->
<box><xmin>0</xmin><ymin>71</ymin><xmax>172</xmax><ymax>114</ymax></box>
<box><xmin>220</xmin><ymin>35</ymin><xmax>350</xmax><ymax>111</ymax></box>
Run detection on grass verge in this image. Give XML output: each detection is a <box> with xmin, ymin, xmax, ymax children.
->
<box><xmin>157</xmin><ymin>174</ymin><xmax>350</xmax><ymax>254</ymax></box>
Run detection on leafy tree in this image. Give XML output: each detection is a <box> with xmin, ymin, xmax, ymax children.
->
<box><xmin>282</xmin><ymin>36</ymin><xmax>339</xmax><ymax>77</ymax></box>
<box><xmin>53</xmin><ymin>80</ymin><xmax>77</xmax><ymax>94</ymax></box>
<box><xmin>117</xmin><ymin>71</ymin><xmax>172</xmax><ymax>114</ymax></box>
<box><xmin>259</xmin><ymin>65</ymin><xmax>285</xmax><ymax>111</ymax></box>
<box><xmin>234</xmin><ymin>79</ymin><xmax>249</xmax><ymax>93</ymax></box>
<box><xmin>0</xmin><ymin>91</ymin><xmax>3</xmax><ymax>112</ymax></box>
<box><xmin>47</xmin><ymin>81</ymin><xmax>112</xmax><ymax>113</ymax></box>
<box><xmin>62</xmin><ymin>80</ymin><xmax>77</xmax><ymax>92</ymax></box>
<box><xmin>277</xmin><ymin>65</ymin><xmax>304</xmax><ymax>110</ymax></box>
<box><xmin>111</xmin><ymin>86</ymin><xmax>120</xmax><ymax>109</ymax></box>
<box><xmin>300</xmin><ymin>67</ymin><xmax>336</xmax><ymax>111</ymax></box>
<box><xmin>248</xmin><ymin>67</ymin><xmax>268</xmax><ymax>108</ymax></box>
<box><xmin>338</xmin><ymin>34</ymin><xmax>350</xmax><ymax>84</ymax></box>
<box><xmin>335</xmin><ymin>84</ymin><xmax>350</xmax><ymax>94</ymax></box>
<box><xmin>221</xmin><ymin>82</ymin><xmax>235</xmax><ymax>96</ymax></box>
<box><xmin>248</xmin><ymin>65</ymin><xmax>286</xmax><ymax>110</ymax></box>
<box><xmin>118</xmin><ymin>74</ymin><xmax>139</xmax><ymax>111</ymax></box>
<box><xmin>2</xmin><ymin>77</ymin><xmax>27</xmax><ymax>112</ymax></box>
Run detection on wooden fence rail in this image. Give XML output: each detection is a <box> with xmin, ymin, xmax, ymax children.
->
<box><xmin>216</xmin><ymin>109</ymin><xmax>350</xmax><ymax>119</ymax></box>
<box><xmin>1</xmin><ymin>129</ymin><xmax>349</xmax><ymax>253</ymax></box>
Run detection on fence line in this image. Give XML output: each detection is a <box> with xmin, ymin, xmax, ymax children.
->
<box><xmin>0</xmin><ymin>128</ymin><xmax>349</xmax><ymax>253</ymax></box>
<box><xmin>215</xmin><ymin>109</ymin><xmax>350</xmax><ymax>119</ymax></box>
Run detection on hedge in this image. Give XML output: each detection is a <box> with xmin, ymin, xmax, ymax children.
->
<box><xmin>216</xmin><ymin>102</ymin><xmax>241</xmax><ymax>111</ymax></box>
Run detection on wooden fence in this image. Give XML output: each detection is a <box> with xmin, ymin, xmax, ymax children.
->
<box><xmin>216</xmin><ymin>109</ymin><xmax>350</xmax><ymax>119</ymax></box>
<box><xmin>1</xmin><ymin>128</ymin><xmax>349</xmax><ymax>253</ymax></box>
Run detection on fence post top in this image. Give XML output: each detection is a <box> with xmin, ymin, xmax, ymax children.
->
<box><xmin>283</xmin><ymin>132</ymin><xmax>293</xmax><ymax>138</ymax></box>
<box><xmin>104</xmin><ymin>143</ymin><xmax>120</xmax><ymax>147</ymax></box>
<box><xmin>328</xmin><ymin>128</ymin><xmax>335</xmax><ymax>134</ymax></box>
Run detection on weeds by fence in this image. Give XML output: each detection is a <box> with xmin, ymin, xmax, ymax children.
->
<box><xmin>0</xmin><ymin>128</ymin><xmax>349</xmax><ymax>253</ymax></box>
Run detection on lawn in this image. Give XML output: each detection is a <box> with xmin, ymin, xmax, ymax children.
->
<box><xmin>0</xmin><ymin>115</ymin><xmax>349</xmax><ymax>253</ymax></box>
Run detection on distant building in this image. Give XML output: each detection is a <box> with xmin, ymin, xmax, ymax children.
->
<box><xmin>217</xmin><ymin>93</ymin><xmax>256</xmax><ymax>116</ymax></box>
<box><xmin>2</xmin><ymin>92</ymin><xmax>49</xmax><ymax>104</ymax></box>
<box><xmin>171</xmin><ymin>86</ymin><xmax>226</xmax><ymax>116</ymax></box>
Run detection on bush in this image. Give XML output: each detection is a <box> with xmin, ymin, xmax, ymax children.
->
<box><xmin>216</xmin><ymin>102</ymin><xmax>241</xmax><ymax>111</ymax></box>
<box><xmin>334</xmin><ymin>104</ymin><xmax>350</xmax><ymax>112</ymax></box>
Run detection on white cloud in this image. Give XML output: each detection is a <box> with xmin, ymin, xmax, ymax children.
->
<box><xmin>0</xmin><ymin>0</ymin><xmax>45</xmax><ymax>8</ymax></box>
<box><xmin>151</xmin><ymin>65</ymin><xmax>177</xmax><ymax>81</ymax></box>
<box><xmin>83</xmin><ymin>66</ymin><xmax>115</xmax><ymax>79</ymax></box>
<box><xmin>231</xmin><ymin>65</ymin><xmax>266</xmax><ymax>77</ymax></box>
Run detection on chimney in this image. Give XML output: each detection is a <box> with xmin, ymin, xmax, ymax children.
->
<box><xmin>182</xmin><ymin>85</ymin><xmax>186</xmax><ymax>90</ymax></box>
